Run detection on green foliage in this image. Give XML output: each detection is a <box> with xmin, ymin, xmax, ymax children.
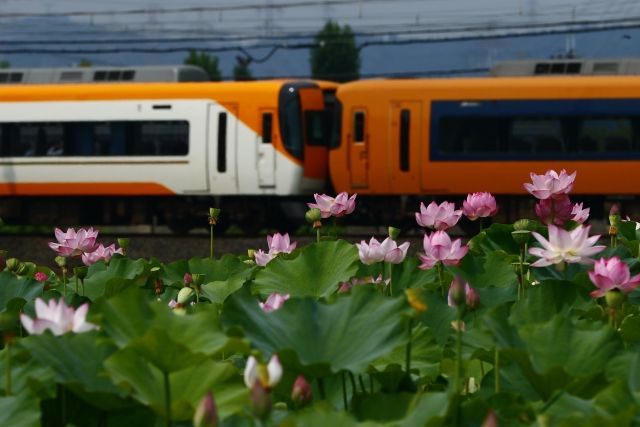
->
<box><xmin>310</xmin><ymin>20</ymin><xmax>360</xmax><ymax>82</ymax></box>
<box><xmin>184</xmin><ymin>50</ymin><xmax>222</xmax><ymax>81</ymax></box>
<box><xmin>233</xmin><ymin>60</ymin><xmax>254</xmax><ymax>81</ymax></box>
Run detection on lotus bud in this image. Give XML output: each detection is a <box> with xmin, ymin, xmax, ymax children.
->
<box><xmin>177</xmin><ymin>287</ymin><xmax>195</xmax><ymax>305</ymax></box>
<box><xmin>466</xmin><ymin>285</ymin><xmax>480</xmax><ymax>310</ymax></box>
<box><xmin>34</xmin><ymin>272</ymin><xmax>48</xmax><ymax>283</ymax></box>
<box><xmin>193</xmin><ymin>391</ymin><xmax>218</xmax><ymax>427</ymax></box>
<box><xmin>605</xmin><ymin>290</ymin><xmax>626</xmax><ymax>310</ymax></box>
<box><xmin>305</xmin><ymin>208</ymin><xmax>322</xmax><ymax>229</ymax></box>
<box><xmin>5</xmin><ymin>258</ymin><xmax>19</xmax><ymax>272</ymax></box>
<box><xmin>482</xmin><ymin>409</ymin><xmax>499</xmax><ymax>427</ymax></box>
<box><xmin>513</xmin><ymin>218</ymin><xmax>534</xmax><ymax>231</ymax></box>
<box><xmin>74</xmin><ymin>266</ymin><xmax>88</xmax><ymax>280</ymax></box>
<box><xmin>183</xmin><ymin>272</ymin><xmax>193</xmax><ymax>285</ymax></box>
<box><xmin>388</xmin><ymin>226</ymin><xmax>401</xmax><ymax>241</ymax></box>
<box><xmin>291</xmin><ymin>375</ymin><xmax>313</xmax><ymax>406</ymax></box>
<box><xmin>209</xmin><ymin>208</ymin><xmax>221</xmax><ymax>226</ymax></box>
<box><xmin>55</xmin><ymin>256</ymin><xmax>66</xmax><ymax>268</ymax></box>
<box><xmin>448</xmin><ymin>275</ymin><xmax>467</xmax><ymax>308</ymax></box>
<box><xmin>15</xmin><ymin>262</ymin><xmax>29</xmax><ymax>276</ymax></box>
<box><xmin>250</xmin><ymin>382</ymin><xmax>272</xmax><ymax>420</ymax></box>
<box><xmin>191</xmin><ymin>273</ymin><xmax>204</xmax><ymax>287</ymax></box>
<box><xmin>117</xmin><ymin>238</ymin><xmax>129</xmax><ymax>253</ymax></box>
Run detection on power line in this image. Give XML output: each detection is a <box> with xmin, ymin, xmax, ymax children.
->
<box><xmin>0</xmin><ymin>0</ymin><xmax>395</xmax><ymax>18</ymax></box>
<box><xmin>0</xmin><ymin>19</ymin><xmax>638</xmax><ymax>55</ymax></box>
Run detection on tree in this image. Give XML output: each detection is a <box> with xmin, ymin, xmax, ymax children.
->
<box><xmin>184</xmin><ymin>50</ymin><xmax>222</xmax><ymax>81</ymax></box>
<box><xmin>0</xmin><ymin>60</ymin><xmax>10</xmax><ymax>69</ymax></box>
<box><xmin>233</xmin><ymin>56</ymin><xmax>254</xmax><ymax>81</ymax></box>
<box><xmin>77</xmin><ymin>58</ymin><xmax>93</xmax><ymax>67</ymax></box>
<box><xmin>310</xmin><ymin>20</ymin><xmax>360</xmax><ymax>82</ymax></box>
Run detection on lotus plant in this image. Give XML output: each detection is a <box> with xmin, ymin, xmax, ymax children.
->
<box><xmin>448</xmin><ymin>276</ymin><xmax>480</xmax><ymax>309</ymax></box>
<box><xmin>244</xmin><ymin>354</ymin><xmax>283</xmax><ymax>390</ymax></box>
<box><xmin>462</xmin><ymin>192</ymin><xmax>498</xmax><ymax>221</ymax></box>
<box><xmin>81</xmin><ymin>243</ymin><xmax>123</xmax><ymax>266</ymax></box>
<box><xmin>20</xmin><ymin>298</ymin><xmax>98</xmax><ymax>336</ymax></box>
<box><xmin>259</xmin><ymin>292</ymin><xmax>290</xmax><ymax>313</ymax></box>
<box><xmin>48</xmin><ymin>227</ymin><xmax>99</xmax><ymax>257</ymax></box>
<box><xmin>534</xmin><ymin>196</ymin><xmax>573</xmax><ymax>226</ymax></box>
<box><xmin>528</xmin><ymin>224</ymin><xmax>606</xmax><ymax>267</ymax></box>
<box><xmin>523</xmin><ymin>169</ymin><xmax>576</xmax><ymax>200</ymax></box>
<box><xmin>254</xmin><ymin>233</ymin><xmax>297</xmax><ymax>267</ymax></box>
<box><xmin>588</xmin><ymin>256</ymin><xmax>640</xmax><ymax>298</ymax></box>
<box><xmin>307</xmin><ymin>192</ymin><xmax>357</xmax><ymax>218</ymax></box>
<box><xmin>571</xmin><ymin>202</ymin><xmax>590</xmax><ymax>224</ymax></box>
<box><xmin>418</xmin><ymin>231</ymin><xmax>468</xmax><ymax>270</ymax></box>
<box><xmin>416</xmin><ymin>201</ymin><xmax>462</xmax><ymax>231</ymax></box>
<box><xmin>355</xmin><ymin>237</ymin><xmax>410</xmax><ymax>265</ymax></box>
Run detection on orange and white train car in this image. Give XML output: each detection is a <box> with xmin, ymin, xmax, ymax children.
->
<box><xmin>331</xmin><ymin>76</ymin><xmax>640</xmax><ymax>199</ymax></box>
<box><xmin>0</xmin><ymin>79</ymin><xmax>335</xmax><ymax>227</ymax></box>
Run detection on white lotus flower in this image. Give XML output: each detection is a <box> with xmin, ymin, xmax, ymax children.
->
<box><xmin>20</xmin><ymin>298</ymin><xmax>98</xmax><ymax>336</ymax></box>
<box><xmin>528</xmin><ymin>224</ymin><xmax>606</xmax><ymax>267</ymax></box>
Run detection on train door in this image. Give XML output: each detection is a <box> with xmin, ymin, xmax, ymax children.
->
<box><xmin>209</xmin><ymin>103</ymin><xmax>238</xmax><ymax>193</ymax></box>
<box><xmin>348</xmin><ymin>108</ymin><xmax>369</xmax><ymax>188</ymax></box>
<box><xmin>389</xmin><ymin>102</ymin><xmax>421</xmax><ymax>192</ymax></box>
<box><xmin>257</xmin><ymin>109</ymin><xmax>276</xmax><ymax>188</ymax></box>
<box><xmin>298</xmin><ymin>87</ymin><xmax>327</xmax><ymax>181</ymax></box>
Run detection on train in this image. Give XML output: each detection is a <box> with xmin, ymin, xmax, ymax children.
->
<box><xmin>0</xmin><ymin>66</ymin><xmax>337</xmax><ymax>231</ymax></box>
<box><xmin>2</xmin><ymin>59</ymin><xmax>640</xmax><ymax>231</ymax></box>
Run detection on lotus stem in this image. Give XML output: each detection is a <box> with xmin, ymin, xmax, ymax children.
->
<box><xmin>164</xmin><ymin>371</ymin><xmax>172</xmax><ymax>427</ymax></box>
<box><xmin>4</xmin><ymin>336</ymin><xmax>11</xmax><ymax>396</ymax></box>
<box><xmin>348</xmin><ymin>372</ymin><xmax>357</xmax><ymax>396</ymax></box>
<box><xmin>454</xmin><ymin>309</ymin><xmax>463</xmax><ymax>395</ymax></box>
<box><xmin>316</xmin><ymin>227</ymin><xmax>320</xmax><ymax>244</ymax></box>
<box><xmin>494</xmin><ymin>348</ymin><xmax>501</xmax><ymax>394</ymax></box>
<box><xmin>341</xmin><ymin>372</ymin><xmax>348</xmax><ymax>411</ymax></box>
<box><xmin>405</xmin><ymin>318</ymin><xmax>413</xmax><ymax>377</ymax></box>
<box><xmin>437</xmin><ymin>263</ymin><xmax>445</xmax><ymax>297</ymax></box>
<box><xmin>210</xmin><ymin>225</ymin><xmax>214</xmax><ymax>259</ymax></box>
<box><xmin>358</xmin><ymin>375</ymin><xmax>367</xmax><ymax>394</ymax></box>
<box><xmin>317</xmin><ymin>378</ymin><xmax>326</xmax><ymax>400</ymax></box>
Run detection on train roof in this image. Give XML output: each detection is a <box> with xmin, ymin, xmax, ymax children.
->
<box><xmin>491</xmin><ymin>58</ymin><xmax>640</xmax><ymax>76</ymax></box>
<box><xmin>0</xmin><ymin>64</ymin><xmax>210</xmax><ymax>84</ymax></box>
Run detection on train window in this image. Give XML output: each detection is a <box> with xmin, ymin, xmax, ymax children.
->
<box><xmin>217</xmin><ymin>112</ymin><xmax>227</xmax><ymax>173</ymax></box>
<box><xmin>354</xmin><ymin>111</ymin><xmax>365</xmax><ymax>142</ymax></box>
<box><xmin>509</xmin><ymin>119</ymin><xmax>564</xmax><ymax>153</ymax></box>
<box><xmin>262</xmin><ymin>113</ymin><xmax>273</xmax><ymax>144</ymax></box>
<box><xmin>304</xmin><ymin>111</ymin><xmax>325</xmax><ymax>146</ymax></box>
<box><xmin>400</xmin><ymin>109</ymin><xmax>410</xmax><ymax>171</ymax></box>
<box><xmin>279</xmin><ymin>86</ymin><xmax>304</xmax><ymax>160</ymax></box>
<box><xmin>0</xmin><ymin>120</ymin><xmax>189</xmax><ymax>157</ymax></box>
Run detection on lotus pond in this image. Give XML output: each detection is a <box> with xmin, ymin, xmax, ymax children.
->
<box><xmin>1</xmin><ymin>169</ymin><xmax>640</xmax><ymax>427</ymax></box>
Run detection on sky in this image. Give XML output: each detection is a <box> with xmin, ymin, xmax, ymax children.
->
<box><xmin>0</xmin><ymin>0</ymin><xmax>639</xmax><ymax>78</ymax></box>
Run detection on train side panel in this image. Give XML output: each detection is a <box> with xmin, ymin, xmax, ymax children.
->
<box><xmin>332</xmin><ymin>76</ymin><xmax>640</xmax><ymax>197</ymax></box>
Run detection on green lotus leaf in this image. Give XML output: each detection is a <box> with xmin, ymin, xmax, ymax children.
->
<box><xmin>279</xmin><ymin>403</ymin><xmax>383</xmax><ymax>427</ymax></box>
<box><xmin>161</xmin><ymin>255</ymin><xmax>253</xmax><ymax>287</ymax></box>
<box><xmin>509</xmin><ymin>280</ymin><xmax>587</xmax><ymax>325</ymax></box>
<box><xmin>19</xmin><ymin>331</ymin><xmax>131</xmax><ymax>410</ymax></box>
<box><xmin>251</xmin><ymin>240</ymin><xmax>359</xmax><ymax>298</ymax></box>
<box><xmin>414</xmin><ymin>291</ymin><xmax>456</xmax><ymax>346</ymax></box>
<box><xmin>80</xmin><ymin>257</ymin><xmax>148</xmax><ymax>300</ymax></box>
<box><xmin>467</xmin><ymin>223</ymin><xmax>520</xmax><ymax>256</ymax></box>
<box><xmin>519</xmin><ymin>315</ymin><xmax>623</xmax><ymax>376</ymax></box>
<box><xmin>0</xmin><ymin>392</ymin><xmax>41</xmax><ymax>427</ymax></box>
<box><xmin>104</xmin><ymin>350</ymin><xmax>246</xmax><ymax>421</ymax></box>
<box><xmin>0</xmin><ymin>271</ymin><xmax>44</xmax><ymax>311</ymax></box>
<box><xmin>389</xmin><ymin>257</ymin><xmax>440</xmax><ymax>292</ymax></box>
<box><xmin>222</xmin><ymin>287</ymin><xmax>407</xmax><ymax>375</ymax></box>
<box><xmin>97</xmin><ymin>288</ymin><xmax>242</xmax><ymax>358</ymax></box>
<box><xmin>456</xmin><ymin>251</ymin><xmax>519</xmax><ymax>290</ymax></box>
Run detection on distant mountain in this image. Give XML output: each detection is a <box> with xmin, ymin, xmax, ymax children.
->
<box><xmin>2</xmin><ymin>16</ymin><xmax>640</xmax><ymax>79</ymax></box>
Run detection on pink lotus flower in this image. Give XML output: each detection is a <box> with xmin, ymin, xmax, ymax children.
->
<box><xmin>588</xmin><ymin>257</ymin><xmax>640</xmax><ymax>298</ymax></box>
<box><xmin>462</xmin><ymin>192</ymin><xmax>498</xmax><ymax>221</ymax></box>
<box><xmin>291</xmin><ymin>375</ymin><xmax>313</xmax><ymax>405</ymax></box>
<box><xmin>34</xmin><ymin>272</ymin><xmax>48</xmax><ymax>282</ymax></box>
<box><xmin>529</xmin><ymin>224</ymin><xmax>606</xmax><ymax>267</ymax></box>
<box><xmin>523</xmin><ymin>169</ymin><xmax>576</xmax><ymax>200</ymax></box>
<box><xmin>534</xmin><ymin>196</ymin><xmax>573</xmax><ymax>226</ymax></box>
<box><xmin>267</xmin><ymin>233</ymin><xmax>297</xmax><ymax>254</ymax></box>
<box><xmin>355</xmin><ymin>237</ymin><xmax>410</xmax><ymax>265</ymax></box>
<box><xmin>81</xmin><ymin>243</ymin><xmax>123</xmax><ymax>266</ymax></box>
<box><xmin>418</xmin><ymin>231</ymin><xmax>468</xmax><ymax>270</ymax></box>
<box><xmin>20</xmin><ymin>298</ymin><xmax>98</xmax><ymax>336</ymax></box>
<box><xmin>259</xmin><ymin>292</ymin><xmax>290</xmax><ymax>313</ymax></box>
<box><xmin>183</xmin><ymin>272</ymin><xmax>193</xmax><ymax>285</ymax></box>
<box><xmin>244</xmin><ymin>355</ymin><xmax>282</xmax><ymax>389</ymax></box>
<box><xmin>254</xmin><ymin>233</ymin><xmax>298</xmax><ymax>267</ymax></box>
<box><xmin>447</xmin><ymin>276</ymin><xmax>480</xmax><ymax>309</ymax></box>
<box><xmin>571</xmin><ymin>202</ymin><xmax>590</xmax><ymax>224</ymax></box>
<box><xmin>307</xmin><ymin>192</ymin><xmax>357</xmax><ymax>218</ymax></box>
<box><xmin>416</xmin><ymin>201</ymin><xmax>462</xmax><ymax>231</ymax></box>
<box><xmin>48</xmin><ymin>227</ymin><xmax>99</xmax><ymax>257</ymax></box>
